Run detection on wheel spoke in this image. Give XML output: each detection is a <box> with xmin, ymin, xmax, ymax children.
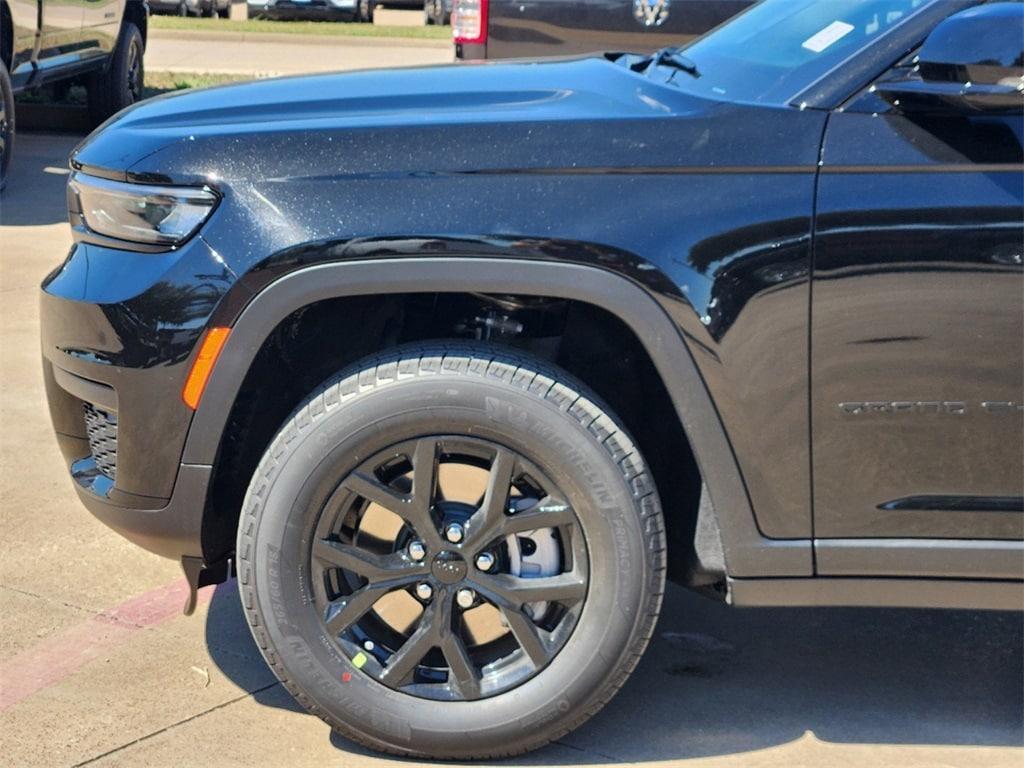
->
<box><xmin>324</xmin><ymin>585</ymin><xmax>386</xmax><ymax>635</ymax></box>
<box><xmin>500</xmin><ymin>494</ymin><xmax>575</xmax><ymax>538</ymax></box>
<box><xmin>465</xmin><ymin>448</ymin><xmax>516</xmax><ymax>545</ymax></box>
<box><xmin>380</xmin><ymin>600</ymin><xmax>440</xmax><ymax>687</ymax></box>
<box><xmin>499</xmin><ymin>606</ymin><xmax>551</xmax><ymax>667</ymax></box>
<box><xmin>313</xmin><ymin>539</ymin><xmax>425</xmax><ymax>584</ymax></box>
<box><xmin>343</xmin><ymin>465</ymin><xmax>443</xmax><ymax>549</ymax></box>
<box><xmin>474</xmin><ymin>571</ymin><xmax>587</xmax><ymax>608</ymax></box>
<box><xmin>409</xmin><ymin>438</ymin><xmax>439</xmax><ymax>515</ymax></box>
<box><xmin>441</xmin><ymin>631</ymin><xmax>481</xmax><ymax>699</ymax></box>
<box><xmin>343</xmin><ymin>471</ymin><xmax>408</xmax><ymax>514</ymax></box>
<box><xmin>436</xmin><ymin>595</ymin><xmax>482</xmax><ymax>699</ymax></box>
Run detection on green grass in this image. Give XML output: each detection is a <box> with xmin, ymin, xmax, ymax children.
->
<box><xmin>143</xmin><ymin>70</ymin><xmax>257</xmax><ymax>97</ymax></box>
<box><xmin>150</xmin><ymin>15</ymin><xmax>451</xmax><ymax>39</ymax></box>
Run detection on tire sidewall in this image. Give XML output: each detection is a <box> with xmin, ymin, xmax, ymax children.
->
<box><xmin>243</xmin><ymin>370</ymin><xmax>655</xmax><ymax>756</ymax></box>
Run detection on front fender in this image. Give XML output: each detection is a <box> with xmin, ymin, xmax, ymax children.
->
<box><xmin>183</xmin><ymin>252</ymin><xmax>811</xmax><ymax>577</ymax></box>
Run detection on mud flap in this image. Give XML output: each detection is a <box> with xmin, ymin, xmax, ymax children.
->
<box><xmin>181</xmin><ymin>555</ymin><xmax>232</xmax><ymax>615</ymax></box>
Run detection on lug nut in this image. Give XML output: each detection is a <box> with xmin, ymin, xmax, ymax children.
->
<box><xmin>445</xmin><ymin>522</ymin><xmax>465</xmax><ymax>544</ymax></box>
<box><xmin>475</xmin><ymin>552</ymin><xmax>495</xmax><ymax>572</ymax></box>
<box><xmin>415</xmin><ymin>582</ymin><xmax>433</xmax><ymax>601</ymax></box>
<box><xmin>407</xmin><ymin>540</ymin><xmax>426</xmax><ymax>561</ymax></box>
<box><xmin>456</xmin><ymin>588</ymin><xmax>476</xmax><ymax>609</ymax></box>
<box><xmin>363</xmin><ymin>640</ymin><xmax>375</xmax><ymax>652</ymax></box>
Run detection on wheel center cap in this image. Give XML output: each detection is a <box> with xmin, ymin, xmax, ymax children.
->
<box><xmin>431</xmin><ymin>551</ymin><xmax>468</xmax><ymax>584</ymax></box>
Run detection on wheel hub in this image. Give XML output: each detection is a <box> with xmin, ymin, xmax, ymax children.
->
<box><xmin>430</xmin><ymin>550</ymin><xmax>468</xmax><ymax>584</ymax></box>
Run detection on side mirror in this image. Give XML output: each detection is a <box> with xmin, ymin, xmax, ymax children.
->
<box><xmin>876</xmin><ymin>2</ymin><xmax>1024</xmax><ymax>114</ymax></box>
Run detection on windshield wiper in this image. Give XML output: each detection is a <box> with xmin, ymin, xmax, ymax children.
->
<box><xmin>638</xmin><ymin>46</ymin><xmax>701</xmax><ymax>79</ymax></box>
<box><xmin>654</xmin><ymin>47</ymin><xmax>701</xmax><ymax>77</ymax></box>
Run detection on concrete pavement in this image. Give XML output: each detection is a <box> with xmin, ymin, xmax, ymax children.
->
<box><xmin>1</xmin><ymin>133</ymin><xmax>1022</xmax><ymax>768</ymax></box>
<box><xmin>145</xmin><ymin>30</ymin><xmax>453</xmax><ymax>76</ymax></box>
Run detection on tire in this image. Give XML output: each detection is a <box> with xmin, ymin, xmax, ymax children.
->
<box><xmin>217</xmin><ymin>0</ymin><xmax>230</xmax><ymax>17</ymax></box>
<box><xmin>357</xmin><ymin>0</ymin><xmax>373</xmax><ymax>23</ymax></box>
<box><xmin>177</xmin><ymin>1</ymin><xmax>188</xmax><ymax>15</ymax></box>
<box><xmin>0</xmin><ymin>61</ymin><xmax>13</xmax><ymax>191</ymax></box>
<box><xmin>86</xmin><ymin>22</ymin><xmax>144</xmax><ymax>127</ymax></box>
<box><xmin>431</xmin><ymin>0</ymin><xmax>447</xmax><ymax>25</ymax></box>
<box><xmin>236</xmin><ymin>343</ymin><xmax>666</xmax><ymax>759</ymax></box>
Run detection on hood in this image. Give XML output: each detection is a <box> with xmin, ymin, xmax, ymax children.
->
<box><xmin>70</xmin><ymin>55</ymin><xmax>818</xmax><ymax>185</ymax></box>
<box><xmin>70</xmin><ymin>56</ymin><xmax>713</xmax><ymax>181</ymax></box>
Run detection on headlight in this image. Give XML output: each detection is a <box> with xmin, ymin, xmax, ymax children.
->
<box><xmin>68</xmin><ymin>173</ymin><xmax>219</xmax><ymax>248</ymax></box>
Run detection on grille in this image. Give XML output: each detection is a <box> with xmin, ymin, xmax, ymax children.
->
<box><xmin>83</xmin><ymin>403</ymin><xmax>118</xmax><ymax>481</ymax></box>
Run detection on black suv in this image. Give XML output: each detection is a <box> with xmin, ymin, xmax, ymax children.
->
<box><xmin>0</xmin><ymin>0</ymin><xmax>148</xmax><ymax>184</ymax></box>
<box><xmin>40</xmin><ymin>0</ymin><xmax>1023</xmax><ymax>760</ymax></box>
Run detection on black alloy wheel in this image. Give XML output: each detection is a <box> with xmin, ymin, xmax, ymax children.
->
<box><xmin>310</xmin><ymin>436</ymin><xmax>588</xmax><ymax>700</ymax></box>
<box><xmin>237</xmin><ymin>344</ymin><xmax>666</xmax><ymax>758</ymax></box>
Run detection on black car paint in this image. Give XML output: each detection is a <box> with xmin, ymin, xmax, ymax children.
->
<box><xmin>457</xmin><ymin>0</ymin><xmax>751</xmax><ymax>60</ymax></box>
<box><xmin>39</xmin><ymin>9</ymin><xmax>1024</xmax><ymax>599</ymax></box>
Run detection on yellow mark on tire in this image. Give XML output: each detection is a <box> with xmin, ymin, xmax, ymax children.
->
<box><xmin>352</xmin><ymin>652</ymin><xmax>368</xmax><ymax>669</ymax></box>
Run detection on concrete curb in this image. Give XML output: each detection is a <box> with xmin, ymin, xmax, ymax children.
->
<box><xmin>148</xmin><ymin>27</ymin><xmax>452</xmax><ymax>49</ymax></box>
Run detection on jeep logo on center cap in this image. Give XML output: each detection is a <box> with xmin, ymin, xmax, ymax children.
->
<box><xmin>431</xmin><ymin>551</ymin><xmax>468</xmax><ymax>584</ymax></box>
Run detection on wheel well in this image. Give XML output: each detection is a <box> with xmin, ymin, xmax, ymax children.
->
<box><xmin>202</xmin><ymin>292</ymin><xmax>709</xmax><ymax>586</ymax></box>
<box><xmin>124</xmin><ymin>0</ymin><xmax>148</xmax><ymax>48</ymax></box>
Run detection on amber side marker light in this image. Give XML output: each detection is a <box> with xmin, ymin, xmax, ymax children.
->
<box><xmin>182</xmin><ymin>327</ymin><xmax>231</xmax><ymax>410</ymax></box>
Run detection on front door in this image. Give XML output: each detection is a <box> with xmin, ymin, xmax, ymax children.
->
<box><xmin>811</xmin><ymin>65</ymin><xmax>1023</xmax><ymax>542</ymax></box>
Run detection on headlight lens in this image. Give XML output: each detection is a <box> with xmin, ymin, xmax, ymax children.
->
<box><xmin>69</xmin><ymin>173</ymin><xmax>219</xmax><ymax>247</ymax></box>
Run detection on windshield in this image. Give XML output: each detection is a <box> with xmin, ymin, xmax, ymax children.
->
<box><xmin>670</xmin><ymin>0</ymin><xmax>940</xmax><ymax>105</ymax></box>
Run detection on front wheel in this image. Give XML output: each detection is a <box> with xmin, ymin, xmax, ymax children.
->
<box><xmin>237</xmin><ymin>344</ymin><xmax>666</xmax><ymax>758</ymax></box>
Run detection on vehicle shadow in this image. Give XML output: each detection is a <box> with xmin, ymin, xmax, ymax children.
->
<box><xmin>204</xmin><ymin>578</ymin><xmax>1024</xmax><ymax>764</ymax></box>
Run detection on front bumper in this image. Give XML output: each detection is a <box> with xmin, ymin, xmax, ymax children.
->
<box><xmin>43</xmin><ymin>358</ymin><xmax>211</xmax><ymax>560</ymax></box>
<box><xmin>40</xmin><ymin>233</ymin><xmax>235</xmax><ymax>561</ymax></box>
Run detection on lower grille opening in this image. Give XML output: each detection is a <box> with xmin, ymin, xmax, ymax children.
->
<box><xmin>83</xmin><ymin>403</ymin><xmax>118</xmax><ymax>482</ymax></box>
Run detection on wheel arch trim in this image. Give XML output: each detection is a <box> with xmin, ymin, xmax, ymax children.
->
<box><xmin>182</xmin><ymin>257</ymin><xmax>812</xmax><ymax>577</ymax></box>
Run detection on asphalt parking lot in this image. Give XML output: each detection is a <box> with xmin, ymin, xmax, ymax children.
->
<box><xmin>2</xmin><ymin>125</ymin><xmax>1023</xmax><ymax>767</ymax></box>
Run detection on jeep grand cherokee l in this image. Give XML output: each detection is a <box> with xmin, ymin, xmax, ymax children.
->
<box><xmin>40</xmin><ymin>0</ymin><xmax>1023</xmax><ymax>758</ymax></box>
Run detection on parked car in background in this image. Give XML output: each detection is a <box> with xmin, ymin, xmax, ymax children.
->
<box><xmin>454</xmin><ymin>0</ymin><xmax>751</xmax><ymax>59</ymax></box>
<box><xmin>150</xmin><ymin>0</ymin><xmax>230</xmax><ymax>17</ymax></box>
<box><xmin>248</xmin><ymin>0</ymin><xmax>370</xmax><ymax>21</ymax></box>
<box><xmin>0</xmin><ymin>0</ymin><xmax>147</xmax><ymax>187</ymax></box>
